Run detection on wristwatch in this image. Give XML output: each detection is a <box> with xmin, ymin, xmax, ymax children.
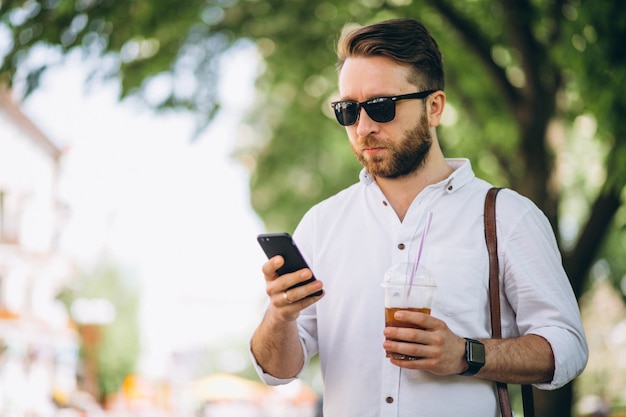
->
<box><xmin>459</xmin><ymin>338</ymin><xmax>485</xmax><ymax>376</ymax></box>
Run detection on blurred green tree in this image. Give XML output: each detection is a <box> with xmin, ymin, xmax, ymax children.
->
<box><xmin>57</xmin><ymin>263</ymin><xmax>141</xmax><ymax>404</ymax></box>
<box><xmin>3</xmin><ymin>0</ymin><xmax>625</xmax><ymax>415</ymax></box>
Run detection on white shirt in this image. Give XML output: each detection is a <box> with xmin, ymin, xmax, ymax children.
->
<box><xmin>252</xmin><ymin>159</ymin><xmax>588</xmax><ymax>417</ymax></box>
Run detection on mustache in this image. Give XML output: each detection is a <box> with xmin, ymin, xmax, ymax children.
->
<box><xmin>360</xmin><ymin>135</ymin><xmax>387</xmax><ymax>149</ymax></box>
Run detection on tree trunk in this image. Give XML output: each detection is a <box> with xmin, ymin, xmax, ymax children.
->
<box><xmin>533</xmin><ymin>383</ymin><xmax>574</xmax><ymax>417</ymax></box>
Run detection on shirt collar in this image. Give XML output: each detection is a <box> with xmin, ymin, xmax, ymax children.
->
<box><xmin>442</xmin><ymin>158</ymin><xmax>474</xmax><ymax>193</ymax></box>
<box><xmin>358</xmin><ymin>158</ymin><xmax>475</xmax><ymax>193</ymax></box>
<box><xmin>360</xmin><ymin>168</ymin><xmax>375</xmax><ymax>185</ymax></box>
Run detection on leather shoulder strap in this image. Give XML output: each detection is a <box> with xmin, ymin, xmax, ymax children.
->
<box><xmin>484</xmin><ymin>187</ymin><xmax>502</xmax><ymax>338</ymax></box>
<box><xmin>484</xmin><ymin>187</ymin><xmax>535</xmax><ymax>417</ymax></box>
<box><xmin>485</xmin><ymin>188</ymin><xmax>513</xmax><ymax>417</ymax></box>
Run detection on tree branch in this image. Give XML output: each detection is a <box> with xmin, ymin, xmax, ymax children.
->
<box><xmin>563</xmin><ymin>173</ymin><xmax>623</xmax><ymax>299</ymax></box>
<box><xmin>424</xmin><ymin>0</ymin><xmax>520</xmax><ymax>108</ymax></box>
<box><xmin>500</xmin><ymin>0</ymin><xmax>545</xmax><ymax>97</ymax></box>
<box><xmin>547</xmin><ymin>0</ymin><xmax>568</xmax><ymax>45</ymax></box>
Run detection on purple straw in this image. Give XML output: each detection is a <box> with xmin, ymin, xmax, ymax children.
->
<box><xmin>408</xmin><ymin>212</ymin><xmax>433</xmax><ymax>295</ymax></box>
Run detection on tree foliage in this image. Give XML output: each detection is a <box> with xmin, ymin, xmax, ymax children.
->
<box><xmin>3</xmin><ymin>0</ymin><xmax>626</xmax><ymax>415</ymax></box>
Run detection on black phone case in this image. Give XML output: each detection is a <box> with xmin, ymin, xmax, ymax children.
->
<box><xmin>257</xmin><ymin>232</ymin><xmax>323</xmax><ymax>297</ymax></box>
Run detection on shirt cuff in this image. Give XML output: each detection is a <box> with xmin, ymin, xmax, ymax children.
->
<box><xmin>530</xmin><ymin>328</ymin><xmax>588</xmax><ymax>390</ymax></box>
<box><xmin>248</xmin><ymin>340</ymin><xmax>306</xmax><ymax>386</ymax></box>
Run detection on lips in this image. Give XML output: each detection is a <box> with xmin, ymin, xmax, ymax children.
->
<box><xmin>363</xmin><ymin>147</ymin><xmax>386</xmax><ymax>157</ymax></box>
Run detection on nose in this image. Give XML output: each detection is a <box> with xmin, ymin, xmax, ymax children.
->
<box><xmin>354</xmin><ymin>107</ymin><xmax>379</xmax><ymax>136</ymax></box>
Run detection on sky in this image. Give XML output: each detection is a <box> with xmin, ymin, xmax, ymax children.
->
<box><xmin>18</xmin><ymin>46</ymin><xmax>269</xmax><ymax>377</ymax></box>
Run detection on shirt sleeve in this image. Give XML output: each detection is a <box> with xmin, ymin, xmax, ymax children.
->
<box><xmin>249</xmin><ymin>212</ymin><xmax>321</xmax><ymax>386</ymax></box>
<box><xmin>498</xmin><ymin>191</ymin><xmax>588</xmax><ymax>389</ymax></box>
<box><xmin>249</xmin><ymin>337</ymin><xmax>306</xmax><ymax>386</ymax></box>
<box><xmin>249</xmin><ymin>304</ymin><xmax>319</xmax><ymax>386</ymax></box>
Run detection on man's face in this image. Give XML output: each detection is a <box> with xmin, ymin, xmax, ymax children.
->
<box><xmin>338</xmin><ymin>56</ymin><xmax>432</xmax><ymax>179</ymax></box>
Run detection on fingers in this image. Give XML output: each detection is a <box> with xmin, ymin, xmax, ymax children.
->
<box><xmin>382</xmin><ymin>312</ymin><xmax>435</xmax><ymax>363</ymax></box>
<box><xmin>261</xmin><ymin>256</ymin><xmax>324</xmax><ymax>316</ymax></box>
<box><xmin>383</xmin><ymin>326</ymin><xmax>437</xmax><ymax>361</ymax></box>
<box><xmin>385</xmin><ymin>337</ymin><xmax>465</xmax><ymax>375</ymax></box>
<box><xmin>261</xmin><ymin>255</ymin><xmax>285</xmax><ymax>279</ymax></box>
<box><xmin>275</xmin><ymin>274</ymin><xmax>323</xmax><ymax>306</ymax></box>
<box><xmin>391</xmin><ymin>310</ymin><xmax>434</xmax><ymax>329</ymax></box>
<box><xmin>383</xmin><ymin>313</ymin><xmax>465</xmax><ymax>375</ymax></box>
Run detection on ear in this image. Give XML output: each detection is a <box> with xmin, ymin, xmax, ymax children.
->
<box><xmin>427</xmin><ymin>90</ymin><xmax>446</xmax><ymax>127</ymax></box>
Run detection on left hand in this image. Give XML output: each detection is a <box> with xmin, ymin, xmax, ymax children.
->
<box><xmin>382</xmin><ymin>310</ymin><xmax>468</xmax><ymax>375</ymax></box>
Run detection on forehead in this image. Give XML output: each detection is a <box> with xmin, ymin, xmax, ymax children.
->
<box><xmin>338</xmin><ymin>56</ymin><xmax>413</xmax><ymax>98</ymax></box>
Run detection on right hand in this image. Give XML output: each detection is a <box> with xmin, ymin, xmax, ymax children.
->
<box><xmin>262</xmin><ymin>255</ymin><xmax>324</xmax><ymax>322</ymax></box>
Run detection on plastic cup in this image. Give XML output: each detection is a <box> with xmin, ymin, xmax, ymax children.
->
<box><xmin>381</xmin><ymin>262</ymin><xmax>436</xmax><ymax>360</ymax></box>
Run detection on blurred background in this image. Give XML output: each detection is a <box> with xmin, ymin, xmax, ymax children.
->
<box><xmin>0</xmin><ymin>1</ymin><xmax>625</xmax><ymax>416</ymax></box>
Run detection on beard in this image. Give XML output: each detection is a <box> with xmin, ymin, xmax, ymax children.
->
<box><xmin>352</xmin><ymin>108</ymin><xmax>432</xmax><ymax>179</ymax></box>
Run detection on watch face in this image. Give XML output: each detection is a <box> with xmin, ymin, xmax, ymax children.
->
<box><xmin>469</xmin><ymin>340</ymin><xmax>485</xmax><ymax>364</ymax></box>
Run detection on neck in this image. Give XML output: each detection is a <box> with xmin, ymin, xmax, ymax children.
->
<box><xmin>375</xmin><ymin>144</ymin><xmax>452</xmax><ymax>221</ymax></box>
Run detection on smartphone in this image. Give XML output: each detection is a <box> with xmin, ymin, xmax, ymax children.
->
<box><xmin>257</xmin><ymin>232</ymin><xmax>323</xmax><ymax>297</ymax></box>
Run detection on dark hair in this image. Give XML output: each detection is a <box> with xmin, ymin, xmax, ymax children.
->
<box><xmin>336</xmin><ymin>18</ymin><xmax>444</xmax><ymax>91</ymax></box>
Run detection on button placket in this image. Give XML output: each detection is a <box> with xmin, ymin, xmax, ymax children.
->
<box><xmin>380</xmin><ymin>360</ymin><xmax>400</xmax><ymax>417</ymax></box>
<box><xmin>394</xmin><ymin>204</ymin><xmax>427</xmax><ymax>264</ymax></box>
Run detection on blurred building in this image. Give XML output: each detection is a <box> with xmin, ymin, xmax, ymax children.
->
<box><xmin>0</xmin><ymin>88</ymin><xmax>79</xmax><ymax>415</ymax></box>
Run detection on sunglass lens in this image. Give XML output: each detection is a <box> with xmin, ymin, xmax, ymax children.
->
<box><xmin>333</xmin><ymin>101</ymin><xmax>359</xmax><ymax>126</ymax></box>
<box><xmin>365</xmin><ymin>99</ymin><xmax>395</xmax><ymax>123</ymax></box>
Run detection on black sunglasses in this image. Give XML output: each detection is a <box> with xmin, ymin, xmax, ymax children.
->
<box><xmin>331</xmin><ymin>90</ymin><xmax>438</xmax><ymax>126</ymax></box>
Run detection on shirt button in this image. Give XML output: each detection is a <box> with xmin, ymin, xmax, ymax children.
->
<box><xmin>386</xmin><ymin>396</ymin><xmax>394</xmax><ymax>403</ymax></box>
<box><xmin>398</xmin><ymin>243</ymin><xmax>405</xmax><ymax>250</ymax></box>
<box><xmin>382</xmin><ymin>200</ymin><xmax>388</xmax><ymax>206</ymax></box>
<box><xmin>447</xmin><ymin>185</ymin><xmax>453</xmax><ymax>191</ymax></box>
